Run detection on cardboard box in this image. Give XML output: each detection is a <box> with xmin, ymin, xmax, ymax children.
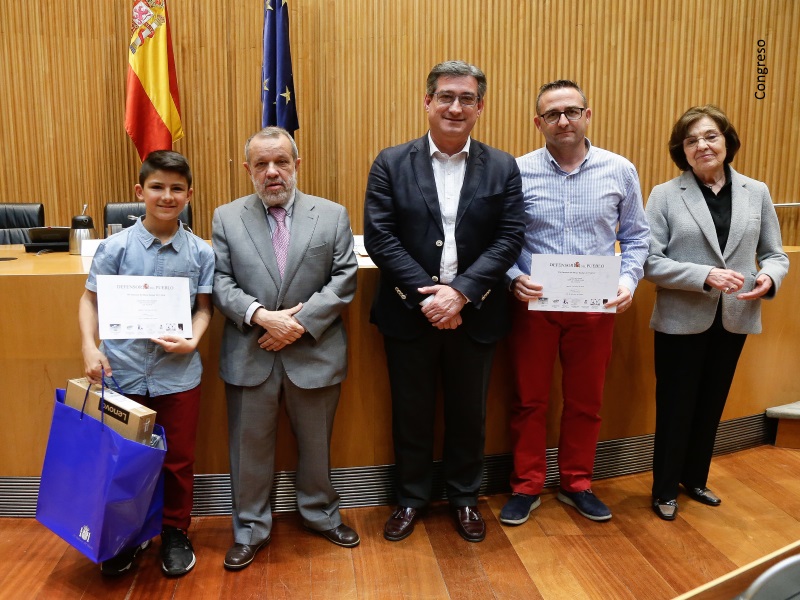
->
<box><xmin>65</xmin><ymin>378</ymin><xmax>156</xmax><ymax>444</ymax></box>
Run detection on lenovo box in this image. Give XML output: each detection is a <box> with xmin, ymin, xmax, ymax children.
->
<box><xmin>64</xmin><ymin>378</ymin><xmax>156</xmax><ymax>445</ymax></box>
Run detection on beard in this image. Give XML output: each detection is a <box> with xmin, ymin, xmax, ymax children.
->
<box><xmin>253</xmin><ymin>172</ymin><xmax>297</xmax><ymax>206</ymax></box>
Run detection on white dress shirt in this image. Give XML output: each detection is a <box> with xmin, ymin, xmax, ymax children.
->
<box><xmin>428</xmin><ymin>133</ymin><xmax>470</xmax><ymax>285</ymax></box>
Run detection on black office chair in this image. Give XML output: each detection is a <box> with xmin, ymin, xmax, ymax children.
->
<box><xmin>0</xmin><ymin>203</ymin><xmax>45</xmax><ymax>244</ymax></box>
<box><xmin>103</xmin><ymin>202</ymin><xmax>192</xmax><ymax>236</ymax></box>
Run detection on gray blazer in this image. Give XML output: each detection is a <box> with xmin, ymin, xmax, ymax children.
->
<box><xmin>212</xmin><ymin>191</ymin><xmax>357</xmax><ymax>389</ymax></box>
<box><xmin>644</xmin><ymin>168</ymin><xmax>789</xmax><ymax>335</ymax></box>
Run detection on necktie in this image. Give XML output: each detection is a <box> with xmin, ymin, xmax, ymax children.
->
<box><xmin>268</xmin><ymin>206</ymin><xmax>289</xmax><ymax>277</ymax></box>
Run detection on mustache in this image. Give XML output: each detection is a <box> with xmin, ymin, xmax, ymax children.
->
<box><xmin>252</xmin><ymin>173</ymin><xmax>296</xmax><ymax>204</ymax></box>
<box><xmin>262</xmin><ymin>177</ymin><xmax>287</xmax><ymax>188</ymax></box>
<box><xmin>253</xmin><ymin>175</ymin><xmax>290</xmax><ymax>193</ymax></box>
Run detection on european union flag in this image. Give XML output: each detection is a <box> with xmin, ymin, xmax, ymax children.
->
<box><xmin>261</xmin><ymin>0</ymin><xmax>299</xmax><ymax>133</ymax></box>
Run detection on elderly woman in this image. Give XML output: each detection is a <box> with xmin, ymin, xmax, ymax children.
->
<box><xmin>644</xmin><ymin>105</ymin><xmax>789</xmax><ymax>521</ymax></box>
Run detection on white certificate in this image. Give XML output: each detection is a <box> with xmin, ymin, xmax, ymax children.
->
<box><xmin>97</xmin><ymin>275</ymin><xmax>193</xmax><ymax>340</ymax></box>
<box><xmin>528</xmin><ymin>254</ymin><xmax>622</xmax><ymax>313</ymax></box>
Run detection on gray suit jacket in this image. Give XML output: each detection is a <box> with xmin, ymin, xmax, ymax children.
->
<box><xmin>644</xmin><ymin>168</ymin><xmax>789</xmax><ymax>334</ymax></box>
<box><xmin>212</xmin><ymin>191</ymin><xmax>358</xmax><ymax>388</ymax></box>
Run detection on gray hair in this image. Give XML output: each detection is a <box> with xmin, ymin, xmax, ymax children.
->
<box><xmin>244</xmin><ymin>126</ymin><xmax>299</xmax><ymax>162</ymax></box>
<box><xmin>426</xmin><ymin>61</ymin><xmax>487</xmax><ymax>100</ymax></box>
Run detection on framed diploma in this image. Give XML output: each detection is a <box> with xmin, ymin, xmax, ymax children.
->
<box><xmin>97</xmin><ymin>275</ymin><xmax>193</xmax><ymax>340</ymax></box>
<box><xmin>529</xmin><ymin>254</ymin><xmax>622</xmax><ymax>313</ymax></box>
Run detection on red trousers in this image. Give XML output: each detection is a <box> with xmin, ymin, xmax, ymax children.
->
<box><xmin>128</xmin><ymin>385</ymin><xmax>201</xmax><ymax>531</ymax></box>
<box><xmin>508</xmin><ymin>301</ymin><xmax>615</xmax><ymax>494</ymax></box>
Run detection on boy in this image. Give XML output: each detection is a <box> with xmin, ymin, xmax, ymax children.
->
<box><xmin>78</xmin><ymin>150</ymin><xmax>214</xmax><ymax>577</ymax></box>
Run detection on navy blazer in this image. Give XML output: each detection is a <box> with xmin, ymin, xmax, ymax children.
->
<box><xmin>364</xmin><ymin>135</ymin><xmax>525</xmax><ymax>343</ymax></box>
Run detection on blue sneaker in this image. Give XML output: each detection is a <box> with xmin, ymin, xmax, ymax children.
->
<box><xmin>557</xmin><ymin>489</ymin><xmax>612</xmax><ymax>521</ymax></box>
<box><xmin>499</xmin><ymin>493</ymin><xmax>541</xmax><ymax>525</ymax></box>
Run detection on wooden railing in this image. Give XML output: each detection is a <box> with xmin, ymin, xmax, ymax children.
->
<box><xmin>775</xmin><ymin>204</ymin><xmax>800</xmax><ymax>247</ymax></box>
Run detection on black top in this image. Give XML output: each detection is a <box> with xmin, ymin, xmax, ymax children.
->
<box><xmin>694</xmin><ymin>165</ymin><xmax>737</xmax><ymax>331</ymax></box>
<box><xmin>694</xmin><ymin>165</ymin><xmax>733</xmax><ymax>253</ymax></box>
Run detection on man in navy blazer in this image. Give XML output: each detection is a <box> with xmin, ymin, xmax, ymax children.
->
<box><xmin>364</xmin><ymin>61</ymin><xmax>525</xmax><ymax>543</ymax></box>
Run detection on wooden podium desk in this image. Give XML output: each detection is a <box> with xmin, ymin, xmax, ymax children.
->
<box><xmin>1</xmin><ymin>244</ymin><xmax>798</xmax><ymax>478</ymax></box>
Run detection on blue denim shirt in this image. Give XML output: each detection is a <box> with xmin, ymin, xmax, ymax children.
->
<box><xmin>86</xmin><ymin>218</ymin><xmax>215</xmax><ymax>396</ymax></box>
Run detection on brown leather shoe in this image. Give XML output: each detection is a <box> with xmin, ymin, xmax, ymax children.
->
<box><xmin>383</xmin><ymin>506</ymin><xmax>420</xmax><ymax>541</ymax></box>
<box><xmin>306</xmin><ymin>523</ymin><xmax>360</xmax><ymax>547</ymax></box>
<box><xmin>223</xmin><ymin>537</ymin><xmax>270</xmax><ymax>570</ymax></box>
<box><xmin>452</xmin><ymin>506</ymin><xmax>486</xmax><ymax>542</ymax></box>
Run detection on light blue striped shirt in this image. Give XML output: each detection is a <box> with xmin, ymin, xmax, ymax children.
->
<box><xmin>507</xmin><ymin>140</ymin><xmax>650</xmax><ymax>294</ymax></box>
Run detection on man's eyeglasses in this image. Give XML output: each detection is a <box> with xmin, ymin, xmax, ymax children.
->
<box><xmin>538</xmin><ymin>107</ymin><xmax>586</xmax><ymax>125</ymax></box>
<box><xmin>683</xmin><ymin>132</ymin><xmax>723</xmax><ymax>149</ymax></box>
<box><xmin>432</xmin><ymin>92</ymin><xmax>480</xmax><ymax>107</ymax></box>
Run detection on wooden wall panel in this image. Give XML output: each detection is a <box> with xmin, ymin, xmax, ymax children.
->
<box><xmin>0</xmin><ymin>0</ymin><xmax>798</xmax><ymax>242</ymax></box>
<box><xmin>3</xmin><ymin>249</ymin><xmax>799</xmax><ymax>475</ymax></box>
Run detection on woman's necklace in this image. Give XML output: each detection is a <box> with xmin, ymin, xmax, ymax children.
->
<box><xmin>702</xmin><ymin>173</ymin><xmax>725</xmax><ymax>189</ymax></box>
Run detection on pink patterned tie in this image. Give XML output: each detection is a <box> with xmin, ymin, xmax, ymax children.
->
<box><xmin>268</xmin><ymin>206</ymin><xmax>289</xmax><ymax>277</ymax></box>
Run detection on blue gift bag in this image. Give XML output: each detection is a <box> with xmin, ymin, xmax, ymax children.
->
<box><xmin>36</xmin><ymin>386</ymin><xmax>166</xmax><ymax>563</ymax></box>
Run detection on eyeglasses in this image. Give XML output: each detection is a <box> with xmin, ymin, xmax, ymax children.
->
<box><xmin>538</xmin><ymin>107</ymin><xmax>586</xmax><ymax>125</ymax></box>
<box><xmin>432</xmin><ymin>92</ymin><xmax>480</xmax><ymax>107</ymax></box>
<box><xmin>683</xmin><ymin>132</ymin><xmax>723</xmax><ymax>149</ymax></box>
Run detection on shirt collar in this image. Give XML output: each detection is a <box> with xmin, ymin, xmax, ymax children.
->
<box><xmin>543</xmin><ymin>138</ymin><xmax>593</xmax><ymax>172</ymax></box>
<box><xmin>132</xmin><ymin>216</ymin><xmax>185</xmax><ymax>250</ymax></box>
<box><xmin>428</xmin><ymin>132</ymin><xmax>471</xmax><ymax>159</ymax></box>
<box><xmin>261</xmin><ymin>189</ymin><xmax>297</xmax><ymax>216</ymax></box>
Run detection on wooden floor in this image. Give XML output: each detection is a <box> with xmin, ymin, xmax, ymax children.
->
<box><xmin>2</xmin><ymin>445</ymin><xmax>800</xmax><ymax>600</ymax></box>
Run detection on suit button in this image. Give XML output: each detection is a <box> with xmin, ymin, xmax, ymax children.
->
<box><xmin>432</xmin><ymin>276</ymin><xmax>439</xmax><ymax>282</ymax></box>
<box><xmin>435</xmin><ymin>240</ymin><xmax>444</xmax><ymax>247</ymax></box>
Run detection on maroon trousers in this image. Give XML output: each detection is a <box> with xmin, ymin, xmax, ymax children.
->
<box><xmin>507</xmin><ymin>300</ymin><xmax>615</xmax><ymax>495</ymax></box>
<box><xmin>127</xmin><ymin>385</ymin><xmax>201</xmax><ymax>531</ymax></box>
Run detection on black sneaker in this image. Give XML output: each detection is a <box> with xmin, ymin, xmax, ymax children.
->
<box><xmin>161</xmin><ymin>526</ymin><xmax>196</xmax><ymax>577</ymax></box>
<box><xmin>100</xmin><ymin>540</ymin><xmax>151</xmax><ymax>576</ymax></box>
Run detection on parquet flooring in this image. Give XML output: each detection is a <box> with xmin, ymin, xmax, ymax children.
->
<box><xmin>2</xmin><ymin>445</ymin><xmax>800</xmax><ymax>599</ymax></box>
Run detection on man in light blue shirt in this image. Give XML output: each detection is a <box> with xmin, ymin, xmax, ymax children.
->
<box><xmin>500</xmin><ymin>80</ymin><xmax>649</xmax><ymax>525</ymax></box>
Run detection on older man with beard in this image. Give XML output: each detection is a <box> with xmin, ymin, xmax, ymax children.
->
<box><xmin>212</xmin><ymin>126</ymin><xmax>360</xmax><ymax>571</ymax></box>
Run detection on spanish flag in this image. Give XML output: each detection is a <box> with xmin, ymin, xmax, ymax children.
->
<box><xmin>125</xmin><ymin>0</ymin><xmax>183</xmax><ymax>161</ymax></box>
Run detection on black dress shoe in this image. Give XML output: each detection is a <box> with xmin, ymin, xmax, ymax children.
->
<box><xmin>652</xmin><ymin>498</ymin><xmax>678</xmax><ymax>521</ymax></box>
<box><xmin>452</xmin><ymin>505</ymin><xmax>486</xmax><ymax>542</ymax></box>
<box><xmin>306</xmin><ymin>523</ymin><xmax>360</xmax><ymax>547</ymax></box>
<box><xmin>384</xmin><ymin>506</ymin><xmax>420</xmax><ymax>542</ymax></box>
<box><xmin>684</xmin><ymin>486</ymin><xmax>721</xmax><ymax>506</ymax></box>
<box><xmin>223</xmin><ymin>537</ymin><xmax>270</xmax><ymax>570</ymax></box>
